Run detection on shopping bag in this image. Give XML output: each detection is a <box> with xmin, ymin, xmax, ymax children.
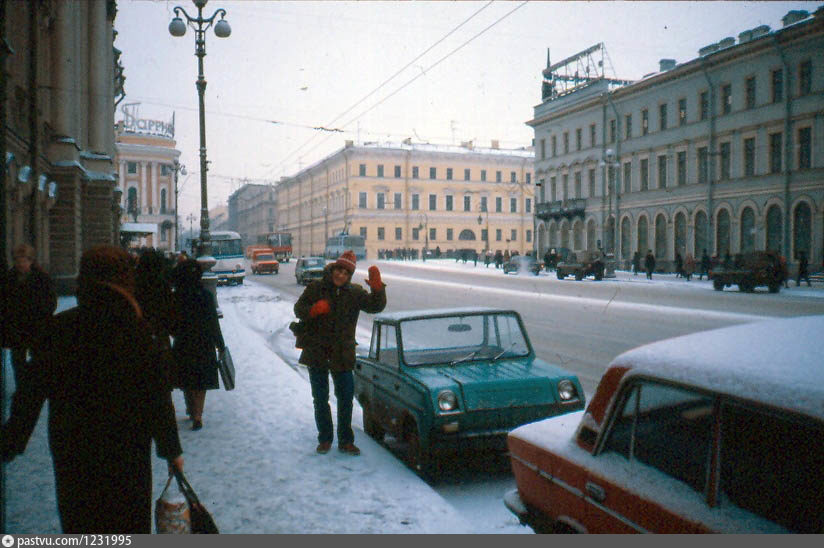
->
<box><xmin>155</xmin><ymin>475</ymin><xmax>191</xmax><ymax>534</ymax></box>
<box><xmin>173</xmin><ymin>469</ymin><xmax>219</xmax><ymax>534</ymax></box>
<box><xmin>217</xmin><ymin>347</ymin><xmax>235</xmax><ymax>391</ymax></box>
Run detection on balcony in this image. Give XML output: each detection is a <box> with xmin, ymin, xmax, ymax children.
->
<box><xmin>536</xmin><ymin>199</ymin><xmax>586</xmax><ymax>221</ymax></box>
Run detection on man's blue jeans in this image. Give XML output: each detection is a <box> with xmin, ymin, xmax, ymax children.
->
<box><xmin>308</xmin><ymin>367</ymin><xmax>354</xmax><ymax>446</ymax></box>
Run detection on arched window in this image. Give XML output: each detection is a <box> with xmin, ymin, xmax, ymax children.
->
<box><xmin>573</xmin><ymin>220</ymin><xmax>583</xmax><ymax>250</ymax></box>
<box><xmin>655</xmin><ymin>214</ymin><xmax>667</xmax><ymax>260</ymax></box>
<box><xmin>766</xmin><ymin>205</ymin><xmax>782</xmax><ymax>253</ymax></box>
<box><xmin>621</xmin><ymin>217</ymin><xmax>631</xmax><ymax>259</ymax></box>
<box><xmin>127</xmin><ymin>187</ymin><xmax>138</xmax><ymax>215</ymax></box>
<box><xmin>637</xmin><ymin>216</ymin><xmax>649</xmax><ymax>254</ymax></box>
<box><xmin>560</xmin><ymin>220</ymin><xmax>570</xmax><ymax>249</ymax></box>
<box><xmin>694</xmin><ymin>210</ymin><xmax>708</xmax><ymax>255</ymax></box>
<box><xmin>549</xmin><ymin>223</ymin><xmax>558</xmax><ymax>247</ymax></box>
<box><xmin>716</xmin><ymin>209</ymin><xmax>731</xmax><ymax>255</ymax></box>
<box><xmin>740</xmin><ymin>207</ymin><xmax>755</xmax><ymax>252</ymax></box>
<box><xmin>793</xmin><ymin>202</ymin><xmax>811</xmax><ymax>259</ymax></box>
<box><xmin>674</xmin><ymin>212</ymin><xmax>686</xmax><ymax>257</ymax></box>
<box><xmin>160</xmin><ymin>188</ymin><xmax>167</xmax><ymax>214</ymax></box>
<box><xmin>586</xmin><ymin>219</ymin><xmax>596</xmax><ymax>250</ymax></box>
<box><xmin>458</xmin><ymin>229</ymin><xmax>476</xmax><ymax>241</ymax></box>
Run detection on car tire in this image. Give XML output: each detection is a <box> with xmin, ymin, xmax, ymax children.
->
<box><xmin>713</xmin><ymin>279</ymin><xmax>724</xmax><ymax>291</ymax></box>
<box><xmin>575</xmin><ymin>271</ymin><xmax>583</xmax><ymax>281</ymax></box>
<box><xmin>362</xmin><ymin>402</ymin><xmax>384</xmax><ymax>442</ymax></box>
<box><xmin>556</xmin><ymin>271</ymin><xmax>564</xmax><ymax>280</ymax></box>
<box><xmin>768</xmin><ymin>282</ymin><xmax>780</xmax><ymax>293</ymax></box>
<box><xmin>405</xmin><ymin>422</ymin><xmax>433</xmax><ymax>477</ymax></box>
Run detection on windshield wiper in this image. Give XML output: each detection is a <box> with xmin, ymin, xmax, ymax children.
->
<box><xmin>491</xmin><ymin>342</ymin><xmax>518</xmax><ymax>362</ymax></box>
<box><xmin>450</xmin><ymin>349</ymin><xmax>481</xmax><ymax>366</ymax></box>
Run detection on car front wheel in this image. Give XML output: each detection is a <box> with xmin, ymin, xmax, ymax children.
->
<box><xmin>713</xmin><ymin>279</ymin><xmax>724</xmax><ymax>291</ymax></box>
<box><xmin>405</xmin><ymin>421</ymin><xmax>432</xmax><ymax>477</ymax></box>
<box><xmin>362</xmin><ymin>402</ymin><xmax>384</xmax><ymax>442</ymax></box>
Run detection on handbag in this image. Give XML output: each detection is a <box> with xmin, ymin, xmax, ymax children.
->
<box><xmin>155</xmin><ymin>475</ymin><xmax>191</xmax><ymax>534</ymax></box>
<box><xmin>217</xmin><ymin>346</ymin><xmax>235</xmax><ymax>391</ymax></box>
<box><xmin>173</xmin><ymin>469</ymin><xmax>219</xmax><ymax>534</ymax></box>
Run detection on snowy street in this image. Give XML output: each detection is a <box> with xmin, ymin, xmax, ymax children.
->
<box><xmin>2</xmin><ymin>279</ymin><xmax>521</xmax><ymax>534</ymax></box>
<box><xmin>3</xmin><ymin>259</ymin><xmax>823</xmax><ymax>534</ymax></box>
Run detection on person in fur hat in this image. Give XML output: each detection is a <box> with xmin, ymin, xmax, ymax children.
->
<box><xmin>294</xmin><ymin>250</ymin><xmax>386</xmax><ymax>455</ymax></box>
<box><xmin>1</xmin><ymin>245</ymin><xmax>183</xmax><ymax>533</ymax></box>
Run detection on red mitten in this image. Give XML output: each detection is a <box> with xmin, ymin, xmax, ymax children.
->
<box><xmin>365</xmin><ymin>265</ymin><xmax>386</xmax><ymax>291</ymax></box>
<box><xmin>309</xmin><ymin>299</ymin><xmax>330</xmax><ymax>318</ymax></box>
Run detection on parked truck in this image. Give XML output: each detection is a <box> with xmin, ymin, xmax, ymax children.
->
<box><xmin>555</xmin><ymin>250</ymin><xmax>605</xmax><ymax>281</ymax></box>
<box><xmin>709</xmin><ymin>250</ymin><xmax>783</xmax><ymax>293</ymax></box>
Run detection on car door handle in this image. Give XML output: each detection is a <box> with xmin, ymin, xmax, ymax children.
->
<box><xmin>585</xmin><ymin>482</ymin><xmax>606</xmax><ymax>503</ymax></box>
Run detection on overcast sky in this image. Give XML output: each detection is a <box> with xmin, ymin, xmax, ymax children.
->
<box><xmin>113</xmin><ymin>0</ymin><xmax>819</xmax><ymax>224</ymax></box>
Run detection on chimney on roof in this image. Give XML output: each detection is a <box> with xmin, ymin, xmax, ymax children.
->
<box><xmin>659</xmin><ymin>59</ymin><xmax>676</xmax><ymax>72</ymax></box>
<box><xmin>751</xmin><ymin>25</ymin><xmax>770</xmax><ymax>38</ymax></box>
<box><xmin>491</xmin><ymin>140</ymin><xmax>499</xmax><ymax>150</ymax></box>
<box><xmin>718</xmin><ymin>37</ymin><xmax>735</xmax><ymax>49</ymax></box>
<box><xmin>699</xmin><ymin>43</ymin><xmax>719</xmax><ymax>56</ymax></box>
<box><xmin>782</xmin><ymin>10</ymin><xmax>809</xmax><ymax>26</ymax></box>
<box><xmin>738</xmin><ymin>29</ymin><xmax>753</xmax><ymax>44</ymax></box>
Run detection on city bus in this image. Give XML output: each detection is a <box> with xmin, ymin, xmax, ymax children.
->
<box><xmin>325</xmin><ymin>232</ymin><xmax>366</xmax><ymax>261</ymax></box>
<box><xmin>266</xmin><ymin>232</ymin><xmax>293</xmax><ymax>262</ymax></box>
<box><xmin>210</xmin><ymin>230</ymin><xmax>245</xmax><ymax>285</ymax></box>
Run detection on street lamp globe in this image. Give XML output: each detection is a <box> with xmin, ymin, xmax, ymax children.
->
<box><xmin>214</xmin><ymin>18</ymin><xmax>231</xmax><ymax>37</ymax></box>
<box><xmin>168</xmin><ymin>16</ymin><xmax>186</xmax><ymax>36</ymax></box>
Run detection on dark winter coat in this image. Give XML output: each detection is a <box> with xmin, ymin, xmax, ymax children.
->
<box><xmin>644</xmin><ymin>252</ymin><xmax>656</xmax><ymax>272</ymax></box>
<box><xmin>171</xmin><ymin>287</ymin><xmax>224</xmax><ymax>390</ymax></box>
<box><xmin>3</xmin><ymin>264</ymin><xmax>57</xmax><ymax>349</ymax></box>
<box><xmin>294</xmin><ymin>265</ymin><xmax>386</xmax><ymax>372</ymax></box>
<box><xmin>1</xmin><ymin>283</ymin><xmax>182</xmax><ymax>533</ymax></box>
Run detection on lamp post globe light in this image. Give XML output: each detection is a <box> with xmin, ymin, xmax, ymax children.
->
<box><xmin>169</xmin><ymin>0</ymin><xmax>230</xmax><ymax>264</ymax></box>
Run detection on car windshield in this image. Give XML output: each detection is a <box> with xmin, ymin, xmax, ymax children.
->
<box><xmin>400</xmin><ymin>312</ymin><xmax>530</xmax><ymax>366</ymax></box>
<box><xmin>255</xmin><ymin>254</ymin><xmax>274</xmax><ymax>261</ymax></box>
<box><xmin>304</xmin><ymin>258</ymin><xmax>324</xmax><ymax>267</ymax></box>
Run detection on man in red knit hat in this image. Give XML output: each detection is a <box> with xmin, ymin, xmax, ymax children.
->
<box><xmin>294</xmin><ymin>250</ymin><xmax>387</xmax><ymax>455</ymax></box>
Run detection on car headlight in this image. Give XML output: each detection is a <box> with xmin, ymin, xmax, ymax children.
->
<box><xmin>557</xmin><ymin>379</ymin><xmax>578</xmax><ymax>401</ymax></box>
<box><xmin>437</xmin><ymin>390</ymin><xmax>458</xmax><ymax>412</ymax></box>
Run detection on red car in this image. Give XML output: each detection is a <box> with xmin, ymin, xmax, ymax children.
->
<box><xmin>505</xmin><ymin>315</ymin><xmax>824</xmax><ymax>533</ymax></box>
<box><xmin>250</xmin><ymin>249</ymin><xmax>279</xmax><ymax>275</ymax></box>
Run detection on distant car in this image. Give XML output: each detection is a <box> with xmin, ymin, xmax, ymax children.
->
<box><xmin>555</xmin><ymin>250</ymin><xmax>605</xmax><ymax>281</ymax></box>
<box><xmin>354</xmin><ymin>307</ymin><xmax>585</xmax><ymax>475</ymax></box>
<box><xmin>505</xmin><ymin>315</ymin><xmax>824</xmax><ymax>533</ymax></box>
<box><xmin>250</xmin><ymin>250</ymin><xmax>279</xmax><ymax>275</ymax></box>
<box><xmin>503</xmin><ymin>255</ymin><xmax>541</xmax><ymax>275</ymax></box>
<box><xmin>295</xmin><ymin>256</ymin><xmax>326</xmax><ymax>285</ymax></box>
<box><xmin>709</xmin><ymin>250</ymin><xmax>783</xmax><ymax>293</ymax></box>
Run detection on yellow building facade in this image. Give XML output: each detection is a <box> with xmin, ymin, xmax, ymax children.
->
<box><xmin>275</xmin><ymin>141</ymin><xmax>535</xmax><ymax>260</ymax></box>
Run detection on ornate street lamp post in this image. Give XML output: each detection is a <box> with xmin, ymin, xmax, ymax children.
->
<box><xmin>168</xmin><ymin>0</ymin><xmax>230</xmax><ymax>260</ymax></box>
<box><xmin>172</xmin><ymin>159</ymin><xmax>186</xmax><ymax>252</ymax></box>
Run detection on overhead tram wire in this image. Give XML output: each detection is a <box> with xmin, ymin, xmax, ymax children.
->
<box><xmin>265</xmin><ymin>0</ymin><xmax>503</xmax><ymax>180</ymax></box>
<box><xmin>270</xmin><ymin>0</ymin><xmax>530</xmax><ymax>179</ymax></box>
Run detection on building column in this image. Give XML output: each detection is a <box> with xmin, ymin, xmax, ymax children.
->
<box><xmin>49</xmin><ymin>1</ymin><xmax>76</xmax><ymax>159</ymax></box>
<box><xmin>140</xmin><ymin>161</ymin><xmax>148</xmax><ymax>215</ymax></box>
<box><xmin>151</xmin><ymin>161</ymin><xmax>159</xmax><ymax>214</ymax></box>
<box><xmin>87</xmin><ymin>0</ymin><xmax>108</xmax><ymax>155</ymax></box>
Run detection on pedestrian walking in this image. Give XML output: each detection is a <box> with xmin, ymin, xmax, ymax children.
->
<box><xmin>778</xmin><ymin>253</ymin><xmax>790</xmax><ymax>288</ymax></box>
<box><xmin>632</xmin><ymin>251</ymin><xmax>641</xmax><ymax>276</ymax></box>
<box><xmin>644</xmin><ymin>250</ymin><xmax>656</xmax><ymax>280</ymax></box>
<box><xmin>294</xmin><ymin>250</ymin><xmax>387</xmax><ymax>456</ymax></box>
<box><xmin>699</xmin><ymin>249</ymin><xmax>711</xmax><ymax>280</ymax></box>
<box><xmin>135</xmin><ymin>249</ymin><xmax>176</xmax><ymax>382</ymax></box>
<box><xmin>170</xmin><ymin>258</ymin><xmax>225</xmax><ymax>431</ymax></box>
<box><xmin>1</xmin><ymin>245</ymin><xmax>183</xmax><ymax>533</ymax></box>
<box><xmin>683</xmin><ymin>253</ymin><xmax>695</xmax><ymax>281</ymax></box>
<box><xmin>674</xmin><ymin>251</ymin><xmax>683</xmax><ymax>278</ymax></box>
<box><xmin>796</xmin><ymin>251</ymin><xmax>811</xmax><ymax>287</ymax></box>
<box><xmin>3</xmin><ymin>243</ymin><xmax>57</xmax><ymax>386</ymax></box>
<box><xmin>484</xmin><ymin>250</ymin><xmax>492</xmax><ymax>268</ymax></box>
<box><xmin>494</xmin><ymin>250</ymin><xmax>503</xmax><ymax>269</ymax></box>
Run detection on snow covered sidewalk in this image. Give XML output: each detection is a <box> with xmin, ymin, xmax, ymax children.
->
<box><xmin>2</xmin><ymin>282</ymin><xmax>473</xmax><ymax>534</ymax></box>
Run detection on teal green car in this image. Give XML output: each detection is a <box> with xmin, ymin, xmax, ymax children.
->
<box><xmin>354</xmin><ymin>307</ymin><xmax>585</xmax><ymax>473</ymax></box>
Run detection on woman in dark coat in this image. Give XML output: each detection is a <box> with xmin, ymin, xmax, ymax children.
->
<box><xmin>1</xmin><ymin>245</ymin><xmax>183</xmax><ymax>533</ymax></box>
<box><xmin>171</xmin><ymin>259</ymin><xmax>225</xmax><ymax>430</ymax></box>
<box><xmin>4</xmin><ymin>243</ymin><xmax>57</xmax><ymax>386</ymax></box>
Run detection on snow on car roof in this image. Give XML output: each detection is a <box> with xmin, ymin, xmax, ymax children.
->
<box><xmin>374</xmin><ymin>307</ymin><xmax>517</xmax><ymax>323</ymax></box>
<box><xmin>610</xmin><ymin>315</ymin><xmax>824</xmax><ymax>420</ymax></box>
